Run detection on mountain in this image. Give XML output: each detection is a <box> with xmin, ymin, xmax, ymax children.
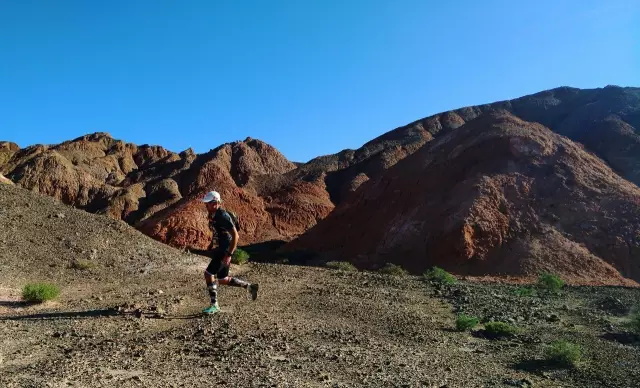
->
<box><xmin>1</xmin><ymin>85</ymin><xmax>639</xmax><ymax>284</ymax></box>
<box><xmin>0</xmin><ymin>134</ymin><xmax>333</xmax><ymax>248</ymax></box>
<box><xmin>285</xmin><ymin>111</ymin><xmax>640</xmax><ymax>286</ymax></box>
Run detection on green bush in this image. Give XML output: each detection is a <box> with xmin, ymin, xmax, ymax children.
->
<box><xmin>378</xmin><ymin>263</ymin><xmax>408</xmax><ymax>276</ymax></box>
<box><xmin>484</xmin><ymin>321</ymin><xmax>518</xmax><ymax>337</ymax></box>
<box><xmin>232</xmin><ymin>248</ymin><xmax>250</xmax><ymax>265</ymax></box>
<box><xmin>455</xmin><ymin>314</ymin><xmax>479</xmax><ymax>331</ymax></box>
<box><xmin>325</xmin><ymin>261</ymin><xmax>358</xmax><ymax>272</ymax></box>
<box><xmin>628</xmin><ymin>309</ymin><xmax>640</xmax><ymax>334</ymax></box>
<box><xmin>22</xmin><ymin>283</ymin><xmax>60</xmax><ymax>303</ymax></box>
<box><xmin>513</xmin><ymin>286</ymin><xmax>535</xmax><ymax>297</ymax></box>
<box><xmin>537</xmin><ymin>272</ymin><xmax>564</xmax><ymax>293</ymax></box>
<box><xmin>424</xmin><ymin>266</ymin><xmax>457</xmax><ymax>285</ymax></box>
<box><xmin>70</xmin><ymin>259</ymin><xmax>95</xmax><ymax>270</ymax></box>
<box><xmin>545</xmin><ymin>340</ymin><xmax>582</xmax><ymax>367</ymax></box>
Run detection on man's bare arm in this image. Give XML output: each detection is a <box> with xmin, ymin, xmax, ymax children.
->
<box><xmin>228</xmin><ymin>227</ymin><xmax>239</xmax><ymax>255</ymax></box>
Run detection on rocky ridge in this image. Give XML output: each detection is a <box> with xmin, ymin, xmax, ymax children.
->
<box><xmin>286</xmin><ymin>112</ymin><xmax>640</xmax><ymax>286</ymax></box>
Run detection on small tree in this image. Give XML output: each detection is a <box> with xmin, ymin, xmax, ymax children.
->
<box><xmin>545</xmin><ymin>340</ymin><xmax>582</xmax><ymax>367</ymax></box>
<box><xmin>22</xmin><ymin>283</ymin><xmax>60</xmax><ymax>303</ymax></box>
<box><xmin>325</xmin><ymin>261</ymin><xmax>358</xmax><ymax>272</ymax></box>
<box><xmin>378</xmin><ymin>263</ymin><xmax>408</xmax><ymax>276</ymax></box>
<box><xmin>628</xmin><ymin>308</ymin><xmax>640</xmax><ymax>334</ymax></box>
<box><xmin>232</xmin><ymin>248</ymin><xmax>250</xmax><ymax>265</ymax></box>
<box><xmin>424</xmin><ymin>266</ymin><xmax>457</xmax><ymax>285</ymax></box>
<box><xmin>484</xmin><ymin>321</ymin><xmax>518</xmax><ymax>338</ymax></box>
<box><xmin>513</xmin><ymin>286</ymin><xmax>534</xmax><ymax>297</ymax></box>
<box><xmin>537</xmin><ymin>272</ymin><xmax>564</xmax><ymax>293</ymax></box>
<box><xmin>70</xmin><ymin>259</ymin><xmax>95</xmax><ymax>271</ymax></box>
<box><xmin>456</xmin><ymin>314</ymin><xmax>479</xmax><ymax>331</ymax></box>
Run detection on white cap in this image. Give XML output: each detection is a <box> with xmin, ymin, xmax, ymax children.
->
<box><xmin>201</xmin><ymin>190</ymin><xmax>221</xmax><ymax>203</ymax></box>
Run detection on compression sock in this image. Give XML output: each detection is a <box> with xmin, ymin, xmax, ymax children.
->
<box><xmin>206</xmin><ymin>282</ymin><xmax>218</xmax><ymax>305</ymax></box>
<box><xmin>219</xmin><ymin>277</ymin><xmax>249</xmax><ymax>288</ymax></box>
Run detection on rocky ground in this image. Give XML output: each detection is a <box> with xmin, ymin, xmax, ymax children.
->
<box><xmin>2</xmin><ymin>262</ymin><xmax>640</xmax><ymax>387</ymax></box>
<box><xmin>1</xmin><ymin>174</ymin><xmax>640</xmax><ymax>387</ymax></box>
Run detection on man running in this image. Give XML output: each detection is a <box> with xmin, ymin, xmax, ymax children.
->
<box><xmin>201</xmin><ymin>190</ymin><xmax>258</xmax><ymax>314</ymax></box>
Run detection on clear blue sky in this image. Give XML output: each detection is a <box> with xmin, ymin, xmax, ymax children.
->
<box><xmin>1</xmin><ymin>1</ymin><xmax>638</xmax><ymax>162</ymax></box>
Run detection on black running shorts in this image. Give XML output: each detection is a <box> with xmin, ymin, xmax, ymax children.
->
<box><xmin>205</xmin><ymin>247</ymin><xmax>230</xmax><ymax>279</ymax></box>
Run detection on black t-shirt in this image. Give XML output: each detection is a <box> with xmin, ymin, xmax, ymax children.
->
<box><xmin>208</xmin><ymin>208</ymin><xmax>236</xmax><ymax>250</ymax></box>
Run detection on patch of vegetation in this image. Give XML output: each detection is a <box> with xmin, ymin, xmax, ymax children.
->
<box><xmin>378</xmin><ymin>263</ymin><xmax>408</xmax><ymax>276</ymax></box>
<box><xmin>325</xmin><ymin>261</ymin><xmax>358</xmax><ymax>272</ymax></box>
<box><xmin>628</xmin><ymin>308</ymin><xmax>640</xmax><ymax>334</ymax></box>
<box><xmin>70</xmin><ymin>259</ymin><xmax>95</xmax><ymax>270</ymax></box>
<box><xmin>274</xmin><ymin>257</ymin><xmax>290</xmax><ymax>265</ymax></box>
<box><xmin>545</xmin><ymin>340</ymin><xmax>582</xmax><ymax>367</ymax></box>
<box><xmin>22</xmin><ymin>283</ymin><xmax>60</xmax><ymax>303</ymax></box>
<box><xmin>424</xmin><ymin>266</ymin><xmax>457</xmax><ymax>285</ymax></box>
<box><xmin>232</xmin><ymin>248</ymin><xmax>250</xmax><ymax>265</ymax></box>
<box><xmin>513</xmin><ymin>286</ymin><xmax>535</xmax><ymax>297</ymax></box>
<box><xmin>456</xmin><ymin>314</ymin><xmax>479</xmax><ymax>331</ymax></box>
<box><xmin>537</xmin><ymin>272</ymin><xmax>564</xmax><ymax>293</ymax></box>
<box><xmin>484</xmin><ymin>321</ymin><xmax>518</xmax><ymax>337</ymax></box>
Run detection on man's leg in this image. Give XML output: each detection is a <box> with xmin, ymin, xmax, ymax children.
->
<box><xmin>217</xmin><ymin>265</ymin><xmax>259</xmax><ymax>301</ymax></box>
<box><xmin>204</xmin><ymin>271</ymin><xmax>218</xmax><ymax>306</ymax></box>
<box><xmin>219</xmin><ymin>277</ymin><xmax>259</xmax><ymax>301</ymax></box>
<box><xmin>202</xmin><ymin>254</ymin><xmax>223</xmax><ymax>314</ymax></box>
<box><xmin>218</xmin><ymin>276</ymin><xmax>248</xmax><ymax>287</ymax></box>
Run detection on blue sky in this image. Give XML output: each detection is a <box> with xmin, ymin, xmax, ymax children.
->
<box><xmin>1</xmin><ymin>1</ymin><xmax>638</xmax><ymax>162</ymax></box>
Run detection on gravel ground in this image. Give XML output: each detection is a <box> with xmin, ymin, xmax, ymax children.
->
<box><xmin>1</xmin><ymin>183</ymin><xmax>639</xmax><ymax>387</ymax></box>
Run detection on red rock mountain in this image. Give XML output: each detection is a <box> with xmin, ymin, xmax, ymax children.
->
<box><xmin>286</xmin><ymin>111</ymin><xmax>640</xmax><ymax>286</ymax></box>
<box><xmin>0</xmin><ymin>134</ymin><xmax>334</xmax><ymax>248</ymax></box>
<box><xmin>1</xmin><ymin>85</ymin><xmax>639</xmax><ymax>284</ymax></box>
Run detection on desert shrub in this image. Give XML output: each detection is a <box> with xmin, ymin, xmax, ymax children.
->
<box><xmin>628</xmin><ymin>308</ymin><xmax>640</xmax><ymax>334</ymax></box>
<box><xmin>424</xmin><ymin>266</ymin><xmax>457</xmax><ymax>285</ymax></box>
<box><xmin>537</xmin><ymin>272</ymin><xmax>564</xmax><ymax>293</ymax></box>
<box><xmin>485</xmin><ymin>321</ymin><xmax>518</xmax><ymax>337</ymax></box>
<box><xmin>456</xmin><ymin>314</ymin><xmax>479</xmax><ymax>331</ymax></box>
<box><xmin>325</xmin><ymin>261</ymin><xmax>358</xmax><ymax>272</ymax></box>
<box><xmin>513</xmin><ymin>286</ymin><xmax>535</xmax><ymax>297</ymax></box>
<box><xmin>70</xmin><ymin>259</ymin><xmax>95</xmax><ymax>270</ymax></box>
<box><xmin>545</xmin><ymin>340</ymin><xmax>582</xmax><ymax>367</ymax></box>
<box><xmin>378</xmin><ymin>263</ymin><xmax>408</xmax><ymax>276</ymax></box>
<box><xmin>232</xmin><ymin>248</ymin><xmax>250</xmax><ymax>265</ymax></box>
<box><xmin>22</xmin><ymin>283</ymin><xmax>60</xmax><ymax>303</ymax></box>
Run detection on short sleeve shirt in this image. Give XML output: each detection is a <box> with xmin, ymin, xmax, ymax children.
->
<box><xmin>209</xmin><ymin>209</ymin><xmax>236</xmax><ymax>250</ymax></box>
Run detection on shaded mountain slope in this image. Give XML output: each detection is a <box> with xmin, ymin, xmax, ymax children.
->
<box><xmin>285</xmin><ymin>112</ymin><xmax>640</xmax><ymax>286</ymax></box>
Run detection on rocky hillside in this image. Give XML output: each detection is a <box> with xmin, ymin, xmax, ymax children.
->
<box><xmin>294</xmin><ymin>86</ymin><xmax>640</xmax><ymax>207</ymax></box>
<box><xmin>0</xmin><ymin>135</ymin><xmax>334</xmax><ymax>248</ymax></box>
<box><xmin>286</xmin><ymin>111</ymin><xmax>640</xmax><ymax>286</ymax></box>
<box><xmin>2</xmin><ymin>181</ymin><xmax>640</xmax><ymax>387</ymax></box>
<box><xmin>2</xmin><ymin>182</ymin><xmax>640</xmax><ymax>388</ymax></box>
<box><xmin>1</xmin><ymin>86</ymin><xmax>639</xmax><ymax>282</ymax></box>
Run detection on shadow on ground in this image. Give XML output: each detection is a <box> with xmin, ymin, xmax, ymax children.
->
<box><xmin>0</xmin><ymin>300</ymin><xmax>35</xmax><ymax>308</ymax></box>
<box><xmin>0</xmin><ymin>307</ymin><xmax>203</xmax><ymax>321</ymax></box>
<box><xmin>601</xmin><ymin>331</ymin><xmax>640</xmax><ymax>345</ymax></box>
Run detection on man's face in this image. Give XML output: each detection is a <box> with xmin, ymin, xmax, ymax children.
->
<box><xmin>206</xmin><ymin>201</ymin><xmax>220</xmax><ymax>213</ymax></box>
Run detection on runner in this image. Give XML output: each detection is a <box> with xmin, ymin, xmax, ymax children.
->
<box><xmin>200</xmin><ymin>190</ymin><xmax>258</xmax><ymax>314</ymax></box>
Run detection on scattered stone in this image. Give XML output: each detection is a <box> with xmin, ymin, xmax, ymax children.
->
<box><xmin>546</xmin><ymin>314</ymin><xmax>560</xmax><ymax>323</ymax></box>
